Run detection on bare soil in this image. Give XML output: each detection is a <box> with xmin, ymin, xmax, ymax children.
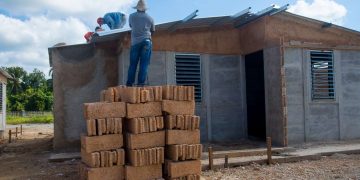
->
<box><xmin>1</xmin><ymin>124</ymin><xmax>360</xmax><ymax>180</ymax></box>
<box><xmin>0</xmin><ymin>124</ymin><xmax>79</xmax><ymax>180</ymax></box>
<box><xmin>202</xmin><ymin>154</ymin><xmax>360</xmax><ymax>180</ymax></box>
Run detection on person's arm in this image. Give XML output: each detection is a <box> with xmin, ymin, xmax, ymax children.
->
<box><xmin>150</xmin><ymin>17</ymin><xmax>155</xmax><ymax>35</ymax></box>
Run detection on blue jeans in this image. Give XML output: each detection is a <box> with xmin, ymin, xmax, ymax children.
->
<box><xmin>126</xmin><ymin>39</ymin><xmax>152</xmax><ymax>86</ymax></box>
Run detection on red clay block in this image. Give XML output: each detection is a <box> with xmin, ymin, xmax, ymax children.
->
<box><xmin>166</xmin><ymin>130</ymin><xmax>200</xmax><ymax>145</ymax></box>
<box><xmin>127</xmin><ymin>147</ymin><xmax>165</xmax><ymax>166</ymax></box>
<box><xmin>167</xmin><ymin>144</ymin><xmax>202</xmax><ymax>161</ymax></box>
<box><xmin>84</xmin><ymin>102</ymin><xmax>126</xmax><ymax>119</ymax></box>
<box><xmin>100</xmin><ymin>90</ymin><xmax>106</xmax><ymax>102</ymax></box>
<box><xmin>162</xmin><ymin>100</ymin><xmax>195</xmax><ymax>115</ymax></box>
<box><xmin>119</xmin><ymin>87</ymin><xmax>141</xmax><ymax>103</ymax></box>
<box><xmin>126</xmin><ymin>102</ymin><xmax>162</xmax><ymax>119</ymax></box>
<box><xmin>165</xmin><ymin>160</ymin><xmax>201</xmax><ymax>178</ymax></box>
<box><xmin>104</xmin><ymin>88</ymin><xmax>115</xmax><ymax>102</ymax></box>
<box><xmin>126</xmin><ymin>131</ymin><xmax>165</xmax><ymax>150</ymax></box>
<box><xmin>79</xmin><ymin>163</ymin><xmax>124</xmax><ymax>180</ymax></box>
<box><xmin>86</xmin><ymin>119</ymin><xmax>96</xmax><ymax>136</ymax></box>
<box><xmin>125</xmin><ymin>164</ymin><xmax>162</xmax><ymax>180</ymax></box>
<box><xmin>81</xmin><ymin>134</ymin><xmax>123</xmax><ymax>153</ymax></box>
<box><xmin>169</xmin><ymin>174</ymin><xmax>201</xmax><ymax>180</ymax></box>
<box><xmin>113</xmin><ymin>85</ymin><xmax>126</xmax><ymax>102</ymax></box>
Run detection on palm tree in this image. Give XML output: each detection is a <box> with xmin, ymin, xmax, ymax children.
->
<box><xmin>2</xmin><ymin>67</ymin><xmax>27</xmax><ymax>94</ymax></box>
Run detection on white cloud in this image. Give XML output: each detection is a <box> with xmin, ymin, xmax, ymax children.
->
<box><xmin>0</xmin><ymin>0</ymin><xmax>136</xmax><ymax>77</ymax></box>
<box><xmin>0</xmin><ymin>14</ymin><xmax>89</xmax><ymax>75</ymax></box>
<box><xmin>288</xmin><ymin>0</ymin><xmax>347</xmax><ymax>25</ymax></box>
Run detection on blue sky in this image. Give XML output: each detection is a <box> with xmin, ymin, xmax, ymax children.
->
<box><xmin>0</xmin><ymin>0</ymin><xmax>359</xmax><ymax>76</ymax></box>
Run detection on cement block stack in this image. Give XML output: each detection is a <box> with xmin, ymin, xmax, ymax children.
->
<box><xmin>162</xmin><ymin>86</ymin><xmax>202</xmax><ymax>180</ymax></box>
<box><xmin>119</xmin><ymin>86</ymin><xmax>165</xmax><ymax>180</ymax></box>
<box><xmin>80</xmin><ymin>101</ymin><xmax>127</xmax><ymax>180</ymax></box>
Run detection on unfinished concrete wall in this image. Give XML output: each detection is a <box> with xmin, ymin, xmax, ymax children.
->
<box><xmin>339</xmin><ymin>51</ymin><xmax>360</xmax><ymax>139</ymax></box>
<box><xmin>0</xmin><ymin>82</ymin><xmax>6</xmax><ymax>139</ymax></box>
<box><xmin>284</xmin><ymin>48</ymin><xmax>305</xmax><ymax>144</ymax></box>
<box><xmin>263</xmin><ymin>47</ymin><xmax>286</xmax><ymax>146</ymax></box>
<box><xmin>205</xmin><ymin>54</ymin><xmax>246</xmax><ymax>142</ymax></box>
<box><xmin>51</xmin><ymin>44</ymin><xmax>118</xmax><ymax>151</ymax></box>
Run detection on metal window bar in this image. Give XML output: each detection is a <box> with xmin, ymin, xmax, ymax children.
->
<box><xmin>175</xmin><ymin>54</ymin><xmax>202</xmax><ymax>102</ymax></box>
<box><xmin>310</xmin><ymin>51</ymin><xmax>335</xmax><ymax>100</ymax></box>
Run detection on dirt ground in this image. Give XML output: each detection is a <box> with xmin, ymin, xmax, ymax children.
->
<box><xmin>0</xmin><ymin>124</ymin><xmax>79</xmax><ymax>180</ymax></box>
<box><xmin>1</xmin><ymin>124</ymin><xmax>360</xmax><ymax>180</ymax></box>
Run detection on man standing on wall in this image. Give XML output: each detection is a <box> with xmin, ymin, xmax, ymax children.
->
<box><xmin>126</xmin><ymin>0</ymin><xmax>155</xmax><ymax>87</ymax></box>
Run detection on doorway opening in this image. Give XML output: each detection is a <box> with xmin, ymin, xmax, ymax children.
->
<box><xmin>245</xmin><ymin>50</ymin><xmax>266</xmax><ymax>140</ymax></box>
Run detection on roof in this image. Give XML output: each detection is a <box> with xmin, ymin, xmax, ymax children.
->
<box><xmin>0</xmin><ymin>69</ymin><xmax>12</xmax><ymax>79</ymax></box>
<box><xmin>51</xmin><ymin>4</ymin><xmax>360</xmax><ymax>48</ymax></box>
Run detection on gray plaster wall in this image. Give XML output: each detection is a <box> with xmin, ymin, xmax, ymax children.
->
<box><xmin>118</xmin><ymin>50</ymin><xmax>246</xmax><ymax>142</ymax></box>
<box><xmin>206</xmin><ymin>54</ymin><xmax>246</xmax><ymax>142</ymax></box>
<box><xmin>263</xmin><ymin>47</ymin><xmax>285</xmax><ymax>146</ymax></box>
<box><xmin>51</xmin><ymin>44</ymin><xmax>118</xmax><ymax>151</ymax></box>
<box><xmin>339</xmin><ymin>51</ymin><xmax>360</xmax><ymax>139</ymax></box>
<box><xmin>284</xmin><ymin>48</ymin><xmax>360</xmax><ymax>145</ymax></box>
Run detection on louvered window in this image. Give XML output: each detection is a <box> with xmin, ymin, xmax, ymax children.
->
<box><xmin>310</xmin><ymin>51</ymin><xmax>335</xmax><ymax>100</ymax></box>
<box><xmin>175</xmin><ymin>54</ymin><xmax>202</xmax><ymax>102</ymax></box>
<box><xmin>0</xmin><ymin>83</ymin><xmax>2</xmax><ymax>112</ymax></box>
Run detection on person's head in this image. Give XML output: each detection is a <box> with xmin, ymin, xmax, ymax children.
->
<box><xmin>134</xmin><ymin>0</ymin><xmax>147</xmax><ymax>12</ymax></box>
<box><xmin>97</xmin><ymin>17</ymin><xmax>104</xmax><ymax>26</ymax></box>
<box><xmin>95</xmin><ymin>26</ymin><xmax>104</xmax><ymax>32</ymax></box>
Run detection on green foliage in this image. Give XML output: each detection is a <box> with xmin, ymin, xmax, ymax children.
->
<box><xmin>7</xmin><ymin>114</ymin><xmax>54</xmax><ymax>125</ymax></box>
<box><xmin>1</xmin><ymin>66</ymin><xmax>53</xmax><ymax>112</ymax></box>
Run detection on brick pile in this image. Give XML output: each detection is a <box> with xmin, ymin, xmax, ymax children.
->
<box><xmin>80</xmin><ymin>102</ymin><xmax>126</xmax><ymax>180</ymax></box>
<box><xmin>80</xmin><ymin>85</ymin><xmax>202</xmax><ymax>180</ymax></box>
<box><xmin>163</xmin><ymin>86</ymin><xmax>202</xmax><ymax>180</ymax></box>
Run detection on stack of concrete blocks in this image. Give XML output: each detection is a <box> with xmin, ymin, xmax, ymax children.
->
<box><xmin>162</xmin><ymin>86</ymin><xmax>202</xmax><ymax>180</ymax></box>
<box><xmin>118</xmin><ymin>86</ymin><xmax>165</xmax><ymax>180</ymax></box>
<box><xmin>80</xmin><ymin>101</ymin><xmax>127</xmax><ymax>180</ymax></box>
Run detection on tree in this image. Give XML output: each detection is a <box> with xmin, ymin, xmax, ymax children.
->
<box><xmin>2</xmin><ymin>67</ymin><xmax>27</xmax><ymax>94</ymax></box>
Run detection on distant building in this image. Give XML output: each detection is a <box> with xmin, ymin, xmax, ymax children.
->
<box><xmin>49</xmin><ymin>6</ymin><xmax>360</xmax><ymax>151</ymax></box>
<box><xmin>0</xmin><ymin>69</ymin><xmax>11</xmax><ymax>139</ymax></box>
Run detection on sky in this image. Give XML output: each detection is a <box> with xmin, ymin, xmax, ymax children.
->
<box><xmin>0</xmin><ymin>0</ymin><xmax>359</xmax><ymax>77</ymax></box>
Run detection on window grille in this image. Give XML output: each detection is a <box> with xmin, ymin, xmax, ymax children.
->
<box><xmin>175</xmin><ymin>54</ymin><xmax>202</xmax><ymax>102</ymax></box>
<box><xmin>310</xmin><ymin>51</ymin><xmax>335</xmax><ymax>100</ymax></box>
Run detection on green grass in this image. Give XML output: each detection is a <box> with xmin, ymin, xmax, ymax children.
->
<box><xmin>6</xmin><ymin>114</ymin><xmax>54</xmax><ymax>125</ymax></box>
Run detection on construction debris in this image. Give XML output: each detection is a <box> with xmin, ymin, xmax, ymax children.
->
<box><xmin>80</xmin><ymin>85</ymin><xmax>202</xmax><ymax>180</ymax></box>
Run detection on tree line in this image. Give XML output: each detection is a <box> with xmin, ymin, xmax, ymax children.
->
<box><xmin>1</xmin><ymin>67</ymin><xmax>53</xmax><ymax>112</ymax></box>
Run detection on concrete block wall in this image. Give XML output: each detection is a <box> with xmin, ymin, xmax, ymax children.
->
<box><xmin>284</xmin><ymin>48</ymin><xmax>360</xmax><ymax>144</ymax></box>
<box><xmin>118</xmin><ymin>50</ymin><xmax>247</xmax><ymax>143</ymax></box>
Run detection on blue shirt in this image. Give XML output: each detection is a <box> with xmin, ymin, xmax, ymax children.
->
<box><xmin>129</xmin><ymin>11</ymin><xmax>155</xmax><ymax>45</ymax></box>
<box><xmin>103</xmin><ymin>12</ymin><xmax>126</xmax><ymax>30</ymax></box>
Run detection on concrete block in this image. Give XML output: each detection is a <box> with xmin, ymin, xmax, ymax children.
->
<box><xmin>166</xmin><ymin>130</ymin><xmax>200</xmax><ymax>145</ymax></box>
<box><xmin>126</xmin><ymin>117</ymin><xmax>164</xmax><ymax>134</ymax></box>
<box><xmin>162</xmin><ymin>100</ymin><xmax>195</xmax><ymax>115</ymax></box>
<box><xmin>167</xmin><ymin>144</ymin><xmax>202</xmax><ymax>161</ymax></box>
<box><xmin>165</xmin><ymin>160</ymin><xmax>201</xmax><ymax>178</ymax></box>
<box><xmin>81</xmin><ymin>134</ymin><xmax>123</xmax><ymax>153</ymax></box>
<box><xmin>125</xmin><ymin>164</ymin><xmax>162</xmax><ymax>180</ymax></box>
<box><xmin>169</xmin><ymin>174</ymin><xmax>201</xmax><ymax>180</ymax></box>
<box><xmin>127</xmin><ymin>147</ymin><xmax>165</xmax><ymax>166</ymax></box>
<box><xmin>126</xmin><ymin>131</ymin><xmax>165</xmax><ymax>150</ymax></box>
<box><xmin>126</xmin><ymin>102</ymin><xmax>162</xmax><ymax>119</ymax></box>
<box><xmin>140</xmin><ymin>89</ymin><xmax>151</xmax><ymax>103</ymax></box>
<box><xmin>165</xmin><ymin>115</ymin><xmax>200</xmax><ymax>130</ymax></box>
<box><xmin>84</xmin><ymin>102</ymin><xmax>126</xmax><ymax>119</ymax></box>
<box><xmin>79</xmin><ymin>163</ymin><xmax>124</xmax><ymax>180</ymax></box>
<box><xmin>81</xmin><ymin>148</ymin><xmax>125</xmax><ymax>168</ymax></box>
